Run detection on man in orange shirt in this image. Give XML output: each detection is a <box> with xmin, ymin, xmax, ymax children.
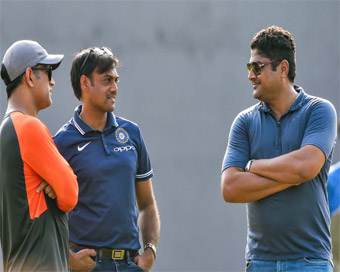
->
<box><xmin>0</xmin><ymin>40</ymin><xmax>78</xmax><ymax>271</ymax></box>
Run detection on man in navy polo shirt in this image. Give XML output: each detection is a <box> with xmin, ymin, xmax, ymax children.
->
<box><xmin>221</xmin><ymin>26</ymin><xmax>337</xmax><ymax>271</ymax></box>
<box><xmin>53</xmin><ymin>47</ymin><xmax>160</xmax><ymax>271</ymax></box>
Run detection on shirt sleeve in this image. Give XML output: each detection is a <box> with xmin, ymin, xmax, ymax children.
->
<box><xmin>301</xmin><ymin>99</ymin><xmax>337</xmax><ymax>158</ymax></box>
<box><xmin>135</xmin><ymin>126</ymin><xmax>154</xmax><ymax>181</ymax></box>
<box><xmin>15</xmin><ymin>117</ymin><xmax>78</xmax><ymax>212</ymax></box>
<box><xmin>222</xmin><ymin>112</ymin><xmax>250</xmax><ymax>172</ymax></box>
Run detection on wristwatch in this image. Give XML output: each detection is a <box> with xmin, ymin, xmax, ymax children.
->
<box><xmin>144</xmin><ymin>243</ymin><xmax>157</xmax><ymax>259</ymax></box>
<box><xmin>245</xmin><ymin>159</ymin><xmax>254</xmax><ymax>172</ymax></box>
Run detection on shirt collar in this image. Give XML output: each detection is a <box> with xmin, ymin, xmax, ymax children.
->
<box><xmin>289</xmin><ymin>85</ymin><xmax>305</xmax><ymax>111</ymax></box>
<box><xmin>259</xmin><ymin>85</ymin><xmax>306</xmax><ymax>113</ymax></box>
<box><xmin>73</xmin><ymin>105</ymin><xmax>119</xmax><ymax>135</ymax></box>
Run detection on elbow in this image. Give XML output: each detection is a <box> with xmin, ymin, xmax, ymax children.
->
<box><xmin>298</xmin><ymin>170</ymin><xmax>318</xmax><ymax>183</ymax></box>
<box><xmin>65</xmin><ymin>194</ymin><xmax>78</xmax><ymax>212</ymax></box>
<box><xmin>221</xmin><ymin>168</ymin><xmax>246</xmax><ymax>203</ymax></box>
<box><xmin>57</xmin><ymin>179</ymin><xmax>79</xmax><ymax>212</ymax></box>
<box><xmin>296</xmin><ymin>163</ymin><xmax>320</xmax><ymax>182</ymax></box>
<box><xmin>221</xmin><ymin>177</ymin><xmax>238</xmax><ymax>203</ymax></box>
<box><xmin>222</xmin><ymin>188</ymin><xmax>235</xmax><ymax>203</ymax></box>
<box><xmin>67</xmin><ymin>183</ymin><xmax>79</xmax><ymax>211</ymax></box>
<box><xmin>58</xmin><ymin>194</ymin><xmax>78</xmax><ymax>213</ymax></box>
<box><xmin>57</xmin><ymin>193</ymin><xmax>78</xmax><ymax>212</ymax></box>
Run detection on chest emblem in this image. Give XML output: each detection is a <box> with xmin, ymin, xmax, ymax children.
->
<box><xmin>115</xmin><ymin>128</ymin><xmax>129</xmax><ymax>144</ymax></box>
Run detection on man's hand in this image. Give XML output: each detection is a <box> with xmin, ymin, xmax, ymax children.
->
<box><xmin>134</xmin><ymin>249</ymin><xmax>155</xmax><ymax>272</ymax></box>
<box><xmin>69</xmin><ymin>248</ymin><xmax>97</xmax><ymax>272</ymax></box>
<box><xmin>36</xmin><ymin>180</ymin><xmax>56</xmax><ymax>199</ymax></box>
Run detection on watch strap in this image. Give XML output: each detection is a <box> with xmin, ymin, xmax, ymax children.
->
<box><xmin>144</xmin><ymin>243</ymin><xmax>156</xmax><ymax>259</ymax></box>
<box><xmin>245</xmin><ymin>159</ymin><xmax>254</xmax><ymax>172</ymax></box>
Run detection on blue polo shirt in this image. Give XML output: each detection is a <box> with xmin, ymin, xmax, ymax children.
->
<box><xmin>222</xmin><ymin>85</ymin><xmax>337</xmax><ymax>261</ymax></box>
<box><xmin>327</xmin><ymin>161</ymin><xmax>340</xmax><ymax>217</ymax></box>
<box><xmin>53</xmin><ymin>106</ymin><xmax>153</xmax><ymax>250</ymax></box>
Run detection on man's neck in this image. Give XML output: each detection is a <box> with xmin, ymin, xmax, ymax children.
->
<box><xmin>6</xmin><ymin>87</ymin><xmax>38</xmax><ymax>117</ymax></box>
<box><xmin>80</xmin><ymin>106</ymin><xmax>108</xmax><ymax>132</ymax></box>
<box><xmin>266</xmin><ymin>84</ymin><xmax>298</xmax><ymax>120</ymax></box>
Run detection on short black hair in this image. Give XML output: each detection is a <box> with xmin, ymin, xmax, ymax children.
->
<box><xmin>70</xmin><ymin>47</ymin><xmax>120</xmax><ymax>101</ymax></box>
<box><xmin>1</xmin><ymin>64</ymin><xmax>46</xmax><ymax>99</ymax></box>
<box><xmin>251</xmin><ymin>25</ymin><xmax>296</xmax><ymax>82</ymax></box>
<box><xmin>1</xmin><ymin>64</ymin><xmax>25</xmax><ymax>99</ymax></box>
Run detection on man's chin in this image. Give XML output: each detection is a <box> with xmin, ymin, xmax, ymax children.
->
<box><xmin>40</xmin><ymin>100</ymin><xmax>52</xmax><ymax>111</ymax></box>
<box><xmin>106</xmin><ymin>106</ymin><xmax>115</xmax><ymax>113</ymax></box>
<box><xmin>252</xmin><ymin>89</ymin><xmax>260</xmax><ymax>99</ymax></box>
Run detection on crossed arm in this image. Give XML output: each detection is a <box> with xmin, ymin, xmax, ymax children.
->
<box><xmin>250</xmin><ymin>145</ymin><xmax>326</xmax><ymax>184</ymax></box>
<box><xmin>19</xmin><ymin>117</ymin><xmax>78</xmax><ymax>213</ymax></box>
<box><xmin>221</xmin><ymin>144</ymin><xmax>326</xmax><ymax>203</ymax></box>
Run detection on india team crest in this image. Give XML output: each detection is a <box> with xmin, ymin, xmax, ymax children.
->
<box><xmin>115</xmin><ymin>128</ymin><xmax>129</xmax><ymax>144</ymax></box>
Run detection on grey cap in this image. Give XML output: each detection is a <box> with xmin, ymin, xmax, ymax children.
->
<box><xmin>1</xmin><ymin>40</ymin><xmax>64</xmax><ymax>84</ymax></box>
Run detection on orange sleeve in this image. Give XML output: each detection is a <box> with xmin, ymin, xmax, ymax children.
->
<box><xmin>13</xmin><ymin>114</ymin><xmax>78</xmax><ymax>213</ymax></box>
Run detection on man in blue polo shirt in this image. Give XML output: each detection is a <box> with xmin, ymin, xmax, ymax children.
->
<box><xmin>53</xmin><ymin>47</ymin><xmax>160</xmax><ymax>271</ymax></box>
<box><xmin>221</xmin><ymin>26</ymin><xmax>337</xmax><ymax>271</ymax></box>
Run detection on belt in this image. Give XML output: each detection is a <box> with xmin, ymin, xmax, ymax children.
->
<box><xmin>70</xmin><ymin>243</ymin><xmax>139</xmax><ymax>261</ymax></box>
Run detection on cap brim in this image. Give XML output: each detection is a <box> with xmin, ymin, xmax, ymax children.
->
<box><xmin>39</xmin><ymin>54</ymin><xmax>64</xmax><ymax>70</ymax></box>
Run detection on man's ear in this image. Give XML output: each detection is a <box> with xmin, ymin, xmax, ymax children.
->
<box><xmin>25</xmin><ymin>68</ymin><xmax>34</xmax><ymax>87</ymax></box>
<box><xmin>80</xmin><ymin>75</ymin><xmax>89</xmax><ymax>90</ymax></box>
<box><xmin>280</xmin><ymin>60</ymin><xmax>289</xmax><ymax>79</ymax></box>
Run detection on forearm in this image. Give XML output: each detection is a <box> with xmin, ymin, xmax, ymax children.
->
<box><xmin>36</xmin><ymin>151</ymin><xmax>78</xmax><ymax>212</ymax></box>
<box><xmin>138</xmin><ymin>202</ymin><xmax>160</xmax><ymax>247</ymax></box>
<box><xmin>54</xmin><ymin>170</ymin><xmax>78</xmax><ymax>212</ymax></box>
<box><xmin>249</xmin><ymin>145</ymin><xmax>325</xmax><ymax>184</ymax></box>
<box><xmin>221</xmin><ymin>167</ymin><xmax>296</xmax><ymax>203</ymax></box>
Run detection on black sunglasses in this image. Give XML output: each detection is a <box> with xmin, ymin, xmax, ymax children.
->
<box><xmin>247</xmin><ymin>59</ymin><xmax>280</xmax><ymax>76</ymax></box>
<box><xmin>31</xmin><ymin>66</ymin><xmax>53</xmax><ymax>81</ymax></box>
<box><xmin>79</xmin><ymin>47</ymin><xmax>113</xmax><ymax>74</ymax></box>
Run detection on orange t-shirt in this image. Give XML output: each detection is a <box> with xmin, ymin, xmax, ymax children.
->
<box><xmin>0</xmin><ymin>112</ymin><xmax>78</xmax><ymax>271</ymax></box>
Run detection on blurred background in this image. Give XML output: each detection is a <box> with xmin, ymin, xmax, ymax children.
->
<box><xmin>0</xmin><ymin>1</ymin><xmax>339</xmax><ymax>271</ymax></box>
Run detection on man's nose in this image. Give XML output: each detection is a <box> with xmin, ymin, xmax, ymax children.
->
<box><xmin>50</xmin><ymin>77</ymin><xmax>55</xmax><ymax>86</ymax></box>
<box><xmin>248</xmin><ymin>69</ymin><xmax>257</xmax><ymax>81</ymax></box>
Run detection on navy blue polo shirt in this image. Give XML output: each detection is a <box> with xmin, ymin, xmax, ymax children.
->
<box><xmin>53</xmin><ymin>105</ymin><xmax>153</xmax><ymax>250</ymax></box>
<box><xmin>222</xmin><ymin>86</ymin><xmax>337</xmax><ymax>261</ymax></box>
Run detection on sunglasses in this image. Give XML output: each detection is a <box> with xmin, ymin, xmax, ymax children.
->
<box><xmin>80</xmin><ymin>47</ymin><xmax>113</xmax><ymax>73</ymax></box>
<box><xmin>247</xmin><ymin>59</ymin><xmax>279</xmax><ymax>76</ymax></box>
<box><xmin>31</xmin><ymin>66</ymin><xmax>53</xmax><ymax>81</ymax></box>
